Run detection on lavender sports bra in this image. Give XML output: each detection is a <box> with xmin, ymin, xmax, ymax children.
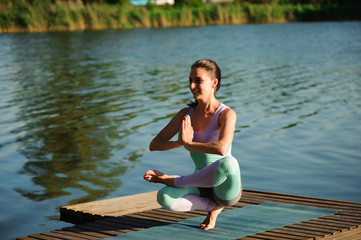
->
<box><xmin>187</xmin><ymin>103</ymin><xmax>229</xmax><ymax>144</ymax></box>
<box><xmin>187</xmin><ymin>103</ymin><xmax>232</xmax><ymax>169</ymax></box>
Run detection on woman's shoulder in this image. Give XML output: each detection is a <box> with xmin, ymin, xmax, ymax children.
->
<box><xmin>179</xmin><ymin>107</ymin><xmax>191</xmax><ymax>114</ymax></box>
<box><xmin>173</xmin><ymin>107</ymin><xmax>191</xmax><ymax>119</ymax></box>
<box><xmin>219</xmin><ymin>104</ymin><xmax>236</xmax><ymax>120</ymax></box>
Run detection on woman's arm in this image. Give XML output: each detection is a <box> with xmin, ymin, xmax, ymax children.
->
<box><xmin>181</xmin><ymin>108</ymin><xmax>237</xmax><ymax>156</ymax></box>
<box><xmin>149</xmin><ymin>108</ymin><xmax>189</xmax><ymax>151</ymax></box>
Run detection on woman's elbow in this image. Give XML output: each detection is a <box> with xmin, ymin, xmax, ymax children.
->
<box><xmin>217</xmin><ymin>145</ymin><xmax>230</xmax><ymax>156</ymax></box>
<box><xmin>149</xmin><ymin>141</ymin><xmax>157</xmax><ymax>151</ymax></box>
<box><xmin>218</xmin><ymin>150</ymin><xmax>227</xmax><ymax>156</ymax></box>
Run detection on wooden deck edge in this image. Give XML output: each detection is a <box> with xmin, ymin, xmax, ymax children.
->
<box><xmin>60</xmin><ymin>189</ymin><xmax>361</xmax><ymax>225</ymax></box>
<box><xmin>14</xmin><ymin>189</ymin><xmax>361</xmax><ymax>240</ymax></box>
<box><xmin>60</xmin><ymin>191</ymin><xmax>161</xmax><ymax>224</ymax></box>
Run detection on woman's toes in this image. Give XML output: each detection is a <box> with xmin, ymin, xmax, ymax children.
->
<box><xmin>203</xmin><ymin>225</ymin><xmax>214</xmax><ymax>231</ymax></box>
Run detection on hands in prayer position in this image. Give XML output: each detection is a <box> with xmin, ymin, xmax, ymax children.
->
<box><xmin>179</xmin><ymin>115</ymin><xmax>194</xmax><ymax>146</ymax></box>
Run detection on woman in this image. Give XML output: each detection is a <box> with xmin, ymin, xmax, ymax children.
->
<box><xmin>144</xmin><ymin>59</ymin><xmax>242</xmax><ymax>230</ymax></box>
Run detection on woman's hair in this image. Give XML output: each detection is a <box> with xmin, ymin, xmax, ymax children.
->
<box><xmin>187</xmin><ymin>59</ymin><xmax>221</xmax><ymax>108</ymax></box>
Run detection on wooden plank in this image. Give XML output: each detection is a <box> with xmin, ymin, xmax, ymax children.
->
<box><xmin>335</xmin><ymin>211</ymin><xmax>361</xmax><ymax>219</ymax></box>
<box><xmin>323</xmin><ymin>215</ymin><xmax>361</xmax><ymax>226</ymax></box>
<box><xmin>155</xmin><ymin>208</ymin><xmax>201</xmax><ymax>219</ymax></box>
<box><xmin>105</xmin><ymin>215</ymin><xmax>163</xmax><ymax>228</ymax></box>
<box><xmin>102</xmin><ymin>206</ymin><xmax>162</xmax><ymax>217</ymax></box>
<box><xmin>39</xmin><ymin>231</ymin><xmax>86</xmax><ymax>240</ymax></box>
<box><xmin>236</xmin><ymin>237</ymin><xmax>265</xmax><ymax>240</ymax></box>
<box><xmin>50</xmin><ymin>230</ymin><xmax>93</xmax><ymax>240</ymax></box>
<box><xmin>56</xmin><ymin>229</ymin><xmax>99</xmax><ymax>240</ymax></box>
<box><xmin>62</xmin><ymin>226</ymin><xmax>113</xmax><ymax>239</ymax></box>
<box><xmin>244</xmin><ymin>190</ymin><xmax>361</xmax><ymax>211</ymax></box>
<box><xmin>273</xmin><ymin>227</ymin><xmax>330</xmax><ymax>239</ymax></box>
<box><xmin>268</xmin><ymin>228</ymin><xmax>321</xmax><ymax>239</ymax></box>
<box><xmin>282</xmin><ymin>225</ymin><xmax>335</xmax><ymax>237</ymax></box>
<box><xmin>306</xmin><ymin>218</ymin><xmax>355</xmax><ymax>229</ymax></box>
<box><xmin>243</xmin><ymin>191</ymin><xmax>346</xmax><ymax>207</ymax></box>
<box><xmin>250</xmin><ymin>231</ymin><xmax>305</xmax><ymax>240</ymax></box>
<box><xmin>61</xmin><ymin>191</ymin><xmax>157</xmax><ymax>211</ymax></box>
<box><xmin>286</xmin><ymin>223</ymin><xmax>338</xmax><ymax>234</ymax></box>
<box><xmin>16</xmin><ymin>237</ymin><xmax>40</xmax><ymax>240</ymax></box>
<box><xmin>238</xmin><ymin>196</ymin><xmax>264</xmax><ymax>205</ymax></box>
<box><xmin>233</xmin><ymin>201</ymin><xmax>253</xmax><ymax>208</ymax></box>
<box><xmin>27</xmin><ymin>234</ymin><xmax>60</xmax><ymax>240</ymax></box>
<box><xmin>79</xmin><ymin>222</ymin><xmax>124</xmax><ymax>236</ymax></box>
<box><xmin>132</xmin><ymin>210</ymin><xmax>184</xmax><ymax>222</ymax></box>
<box><xmin>297</xmin><ymin>221</ymin><xmax>347</xmax><ymax>231</ymax></box>
<box><xmin>92</xmin><ymin>219</ymin><xmax>139</xmax><ymax>231</ymax></box>
<box><xmin>246</xmin><ymin>232</ymin><xmax>294</xmax><ymax>240</ymax></box>
<box><xmin>70</xmin><ymin>223</ymin><xmax>119</xmax><ymax>237</ymax></box>
<box><xmin>319</xmin><ymin>226</ymin><xmax>361</xmax><ymax>240</ymax></box>
<box><xmin>245</xmin><ymin>190</ymin><xmax>361</xmax><ymax>208</ymax></box>
<box><xmin>60</xmin><ymin>191</ymin><xmax>159</xmax><ymax>216</ymax></box>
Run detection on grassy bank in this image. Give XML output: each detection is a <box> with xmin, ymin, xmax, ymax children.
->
<box><xmin>1</xmin><ymin>1</ymin><xmax>360</xmax><ymax>33</ymax></box>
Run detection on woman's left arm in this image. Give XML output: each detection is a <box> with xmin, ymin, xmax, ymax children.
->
<box><xmin>181</xmin><ymin>108</ymin><xmax>237</xmax><ymax>156</ymax></box>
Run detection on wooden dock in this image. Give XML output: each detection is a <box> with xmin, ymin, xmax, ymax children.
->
<box><xmin>14</xmin><ymin>189</ymin><xmax>361</xmax><ymax>240</ymax></box>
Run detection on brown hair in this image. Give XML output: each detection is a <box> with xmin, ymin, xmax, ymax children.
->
<box><xmin>191</xmin><ymin>59</ymin><xmax>221</xmax><ymax>92</ymax></box>
<box><xmin>188</xmin><ymin>59</ymin><xmax>222</xmax><ymax>108</ymax></box>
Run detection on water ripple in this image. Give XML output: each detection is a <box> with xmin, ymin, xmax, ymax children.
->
<box><xmin>1</xmin><ymin>22</ymin><xmax>361</xmax><ymax>239</ymax></box>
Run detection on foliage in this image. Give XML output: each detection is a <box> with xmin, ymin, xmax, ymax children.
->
<box><xmin>0</xmin><ymin>11</ymin><xmax>12</xmax><ymax>29</ymax></box>
<box><xmin>174</xmin><ymin>0</ymin><xmax>204</xmax><ymax>7</ymax></box>
<box><xmin>11</xmin><ymin>0</ymin><xmax>33</xmax><ymax>28</ymax></box>
<box><xmin>1</xmin><ymin>0</ymin><xmax>360</xmax><ymax>33</ymax></box>
<box><xmin>48</xmin><ymin>5</ymin><xmax>69</xmax><ymax>28</ymax></box>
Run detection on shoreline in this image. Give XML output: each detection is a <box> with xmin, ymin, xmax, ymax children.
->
<box><xmin>1</xmin><ymin>2</ymin><xmax>360</xmax><ymax>34</ymax></box>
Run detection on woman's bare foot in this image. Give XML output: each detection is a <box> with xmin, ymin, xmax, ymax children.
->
<box><xmin>199</xmin><ymin>204</ymin><xmax>224</xmax><ymax>230</ymax></box>
<box><xmin>143</xmin><ymin>170</ymin><xmax>178</xmax><ymax>187</ymax></box>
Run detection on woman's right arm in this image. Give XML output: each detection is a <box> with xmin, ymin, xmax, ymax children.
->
<box><xmin>149</xmin><ymin>108</ymin><xmax>189</xmax><ymax>151</ymax></box>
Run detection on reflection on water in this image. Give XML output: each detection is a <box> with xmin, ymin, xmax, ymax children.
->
<box><xmin>0</xmin><ymin>22</ymin><xmax>360</xmax><ymax>239</ymax></box>
<box><xmin>8</xmin><ymin>33</ymin><xmax>143</xmax><ymax>204</ymax></box>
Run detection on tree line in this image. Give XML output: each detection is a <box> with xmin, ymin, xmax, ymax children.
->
<box><xmin>1</xmin><ymin>0</ymin><xmax>360</xmax><ymax>33</ymax></box>
<box><xmin>1</xmin><ymin>0</ymin><xmax>360</xmax><ymax>6</ymax></box>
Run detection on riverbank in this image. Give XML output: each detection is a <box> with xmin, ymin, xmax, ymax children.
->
<box><xmin>1</xmin><ymin>1</ymin><xmax>360</xmax><ymax>34</ymax></box>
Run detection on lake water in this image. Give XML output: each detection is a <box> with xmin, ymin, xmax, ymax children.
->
<box><xmin>0</xmin><ymin>22</ymin><xmax>360</xmax><ymax>239</ymax></box>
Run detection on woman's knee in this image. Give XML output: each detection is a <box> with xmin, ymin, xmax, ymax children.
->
<box><xmin>213</xmin><ymin>156</ymin><xmax>240</xmax><ymax>185</ymax></box>
<box><xmin>157</xmin><ymin>186</ymin><xmax>174</xmax><ymax>210</ymax></box>
<box><xmin>219</xmin><ymin>156</ymin><xmax>239</xmax><ymax>175</ymax></box>
<box><xmin>213</xmin><ymin>156</ymin><xmax>242</xmax><ymax>203</ymax></box>
<box><xmin>157</xmin><ymin>186</ymin><xmax>200</xmax><ymax>210</ymax></box>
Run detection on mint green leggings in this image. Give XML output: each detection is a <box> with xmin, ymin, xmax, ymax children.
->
<box><xmin>157</xmin><ymin>155</ymin><xmax>242</xmax><ymax>212</ymax></box>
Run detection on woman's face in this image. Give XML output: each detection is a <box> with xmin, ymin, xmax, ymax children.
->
<box><xmin>189</xmin><ymin>67</ymin><xmax>217</xmax><ymax>101</ymax></box>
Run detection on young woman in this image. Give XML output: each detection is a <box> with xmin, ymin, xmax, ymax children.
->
<box><xmin>144</xmin><ymin>59</ymin><xmax>242</xmax><ymax>230</ymax></box>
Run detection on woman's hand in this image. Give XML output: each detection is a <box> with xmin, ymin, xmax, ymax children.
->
<box><xmin>180</xmin><ymin>115</ymin><xmax>194</xmax><ymax>145</ymax></box>
<box><xmin>149</xmin><ymin>108</ymin><xmax>188</xmax><ymax>151</ymax></box>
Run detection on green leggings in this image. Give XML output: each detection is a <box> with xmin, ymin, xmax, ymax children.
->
<box><xmin>157</xmin><ymin>155</ymin><xmax>242</xmax><ymax>211</ymax></box>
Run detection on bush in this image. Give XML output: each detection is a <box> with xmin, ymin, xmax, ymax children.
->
<box><xmin>80</xmin><ymin>8</ymin><xmax>92</xmax><ymax>26</ymax></box>
<box><xmin>48</xmin><ymin>5</ymin><xmax>69</xmax><ymax>28</ymax></box>
<box><xmin>12</xmin><ymin>0</ymin><xmax>33</xmax><ymax>28</ymax></box>
<box><xmin>70</xmin><ymin>10</ymin><xmax>80</xmax><ymax>23</ymax></box>
<box><xmin>127</xmin><ymin>9</ymin><xmax>141</xmax><ymax>26</ymax></box>
<box><xmin>0</xmin><ymin>11</ymin><xmax>13</xmax><ymax>29</ymax></box>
